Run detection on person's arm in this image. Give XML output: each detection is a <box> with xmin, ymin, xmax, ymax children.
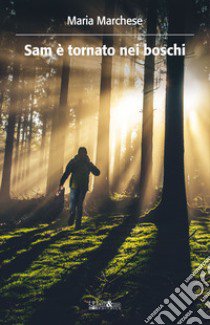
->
<box><xmin>60</xmin><ymin>160</ymin><xmax>74</xmax><ymax>186</ymax></box>
<box><xmin>89</xmin><ymin>162</ymin><xmax>100</xmax><ymax>176</ymax></box>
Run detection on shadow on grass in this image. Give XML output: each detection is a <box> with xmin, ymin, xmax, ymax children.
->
<box><xmin>0</xmin><ymin>213</ymin><xmax>193</xmax><ymax>324</ymax></box>
<box><xmin>0</xmin><ymin>226</ymin><xmax>50</xmax><ymax>261</ymax></box>
<box><xmin>77</xmin><ymin>220</ymin><xmax>192</xmax><ymax>324</ymax></box>
<box><xmin>0</xmin><ymin>229</ymin><xmax>71</xmax><ymax>281</ymax></box>
<box><xmin>128</xmin><ymin>220</ymin><xmax>192</xmax><ymax>323</ymax></box>
<box><xmin>75</xmin><ymin>220</ymin><xmax>192</xmax><ymax>325</ymax></box>
<box><xmin>29</xmin><ymin>215</ymin><xmax>138</xmax><ymax>324</ymax></box>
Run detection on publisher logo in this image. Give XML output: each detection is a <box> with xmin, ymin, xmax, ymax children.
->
<box><xmin>88</xmin><ymin>300</ymin><xmax>121</xmax><ymax>311</ymax></box>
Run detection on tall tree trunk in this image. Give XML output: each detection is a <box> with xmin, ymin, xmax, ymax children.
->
<box><xmin>0</xmin><ymin>90</ymin><xmax>4</xmax><ymax>126</ymax></box>
<box><xmin>145</xmin><ymin>0</ymin><xmax>191</xmax><ymax>292</ymax></box>
<box><xmin>122</xmin><ymin>58</ymin><xmax>135</xmax><ymax>185</ymax></box>
<box><xmin>94</xmin><ymin>0</ymin><xmax>115</xmax><ymax>196</ymax></box>
<box><xmin>39</xmin><ymin>112</ymin><xmax>47</xmax><ymax>167</ymax></box>
<box><xmin>75</xmin><ymin>100</ymin><xmax>82</xmax><ymax>150</ymax></box>
<box><xmin>160</xmin><ymin>0</ymin><xmax>188</xmax><ymax>223</ymax></box>
<box><xmin>13</xmin><ymin>109</ymin><xmax>22</xmax><ymax>186</ymax></box>
<box><xmin>21</xmin><ymin>107</ymin><xmax>28</xmax><ymax>182</ymax></box>
<box><xmin>138</xmin><ymin>0</ymin><xmax>158</xmax><ymax>210</ymax></box>
<box><xmin>0</xmin><ymin>58</ymin><xmax>20</xmax><ymax>201</ymax></box>
<box><xmin>111</xmin><ymin>49</ymin><xmax>125</xmax><ymax>193</ymax></box>
<box><xmin>0</xmin><ymin>50</ymin><xmax>8</xmax><ymax>127</ymax></box>
<box><xmin>26</xmin><ymin>67</ymin><xmax>36</xmax><ymax>177</ymax></box>
<box><xmin>18</xmin><ymin>107</ymin><xmax>27</xmax><ymax>183</ymax></box>
<box><xmin>46</xmin><ymin>53</ymin><xmax>70</xmax><ymax>194</ymax></box>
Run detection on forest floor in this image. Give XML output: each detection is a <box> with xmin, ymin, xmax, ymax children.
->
<box><xmin>0</xmin><ymin>211</ymin><xmax>209</xmax><ymax>324</ymax></box>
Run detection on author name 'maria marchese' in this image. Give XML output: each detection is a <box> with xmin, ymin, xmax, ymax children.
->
<box><xmin>65</xmin><ymin>15</ymin><xmax>143</xmax><ymax>26</ymax></box>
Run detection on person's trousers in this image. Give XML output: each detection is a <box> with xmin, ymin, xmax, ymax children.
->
<box><xmin>69</xmin><ymin>188</ymin><xmax>87</xmax><ymax>229</ymax></box>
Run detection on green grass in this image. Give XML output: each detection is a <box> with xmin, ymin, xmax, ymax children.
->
<box><xmin>189</xmin><ymin>220</ymin><xmax>210</xmax><ymax>269</ymax></box>
<box><xmin>0</xmin><ymin>215</ymin><xmax>209</xmax><ymax>324</ymax></box>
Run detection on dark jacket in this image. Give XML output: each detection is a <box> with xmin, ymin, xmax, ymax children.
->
<box><xmin>60</xmin><ymin>154</ymin><xmax>100</xmax><ymax>191</ymax></box>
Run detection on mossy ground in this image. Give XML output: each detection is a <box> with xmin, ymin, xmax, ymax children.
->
<box><xmin>0</xmin><ymin>214</ymin><xmax>209</xmax><ymax>324</ymax></box>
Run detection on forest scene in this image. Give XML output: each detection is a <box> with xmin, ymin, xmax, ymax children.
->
<box><xmin>0</xmin><ymin>0</ymin><xmax>209</xmax><ymax>324</ymax></box>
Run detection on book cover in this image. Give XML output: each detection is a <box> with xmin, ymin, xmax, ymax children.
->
<box><xmin>0</xmin><ymin>0</ymin><xmax>209</xmax><ymax>324</ymax></box>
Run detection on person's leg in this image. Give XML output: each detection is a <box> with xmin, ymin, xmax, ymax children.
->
<box><xmin>68</xmin><ymin>189</ymin><xmax>79</xmax><ymax>226</ymax></box>
<box><xmin>75</xmin><ymin>190</ymin><xmax>87</xmax><ymax>230</ymax></box>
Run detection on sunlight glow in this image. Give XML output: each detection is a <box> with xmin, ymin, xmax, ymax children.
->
<box><xmin>184</xmin><ymin>81</ymin><xmax>202</xmax><ymax>116</ymax></box>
